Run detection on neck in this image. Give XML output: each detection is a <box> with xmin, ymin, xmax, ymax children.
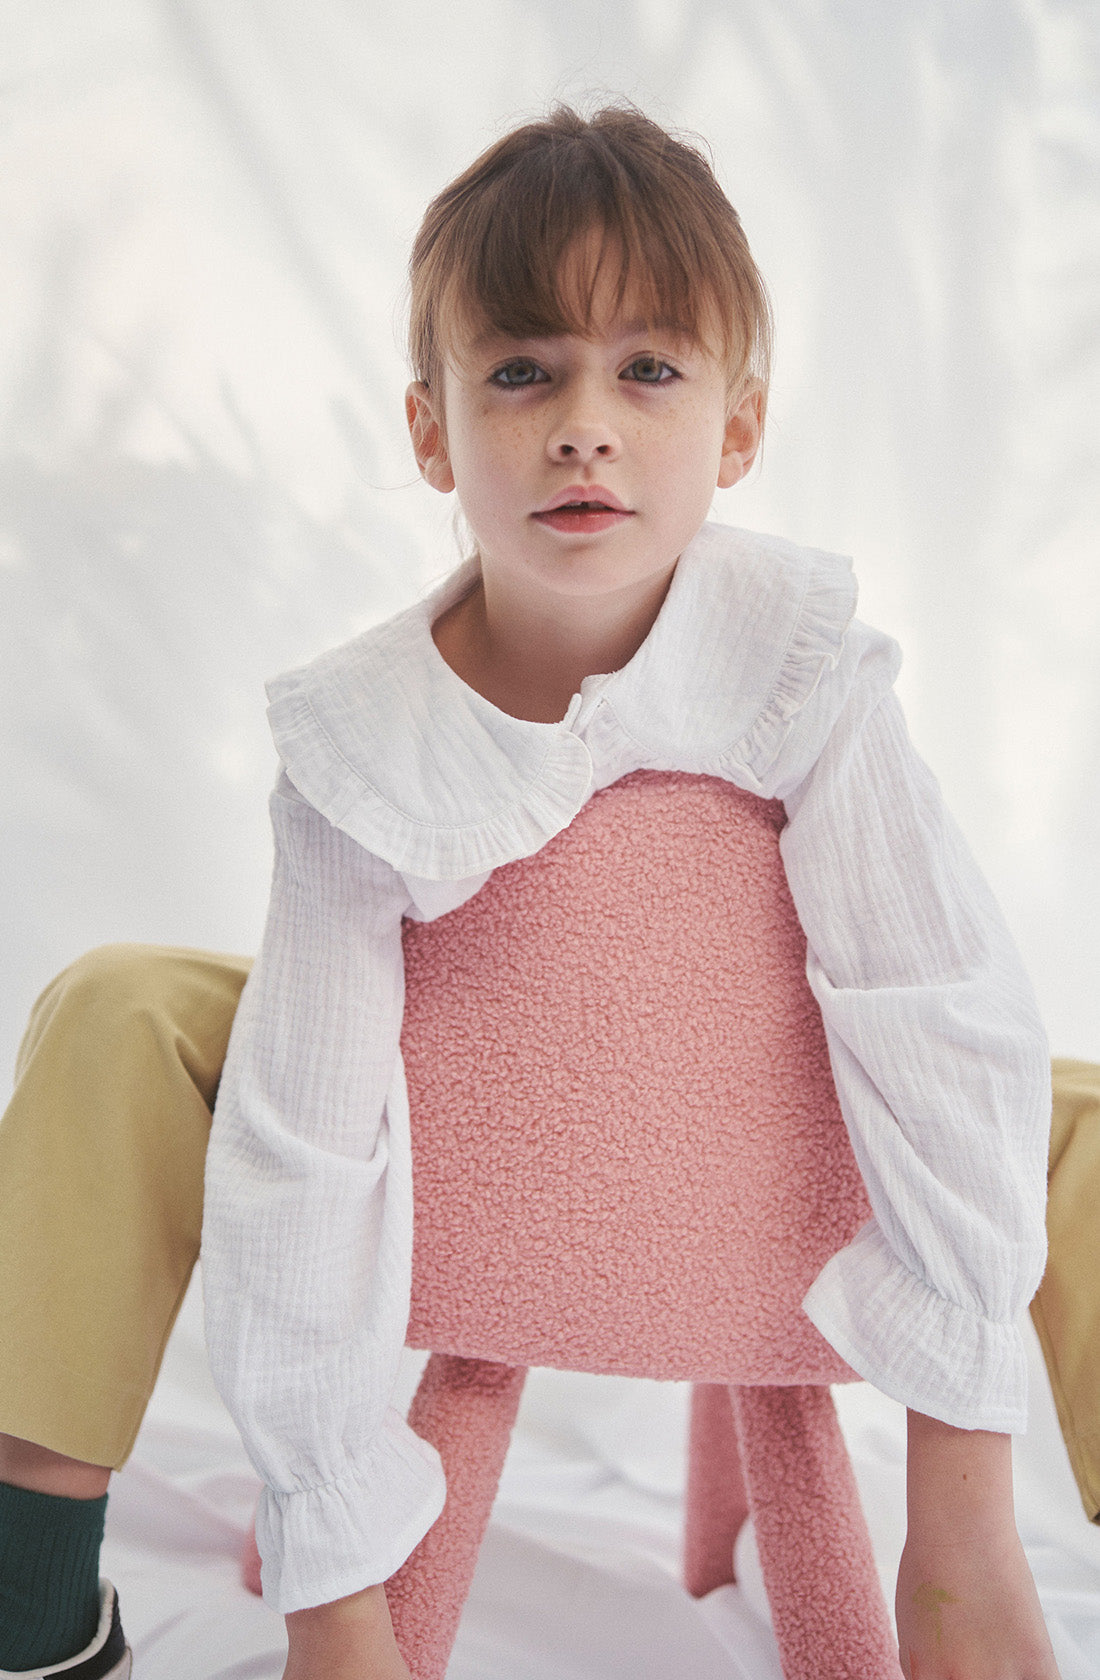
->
<box><xmin>433</xmin><ymin>559</ymin><xmax>677</xmax><ymax>723</ymax></box>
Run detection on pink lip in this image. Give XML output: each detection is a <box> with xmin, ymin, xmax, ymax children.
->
<box><xmin>532</xmin><ymin>486</ymin><xmax>634</xmax><ymax>534</ymax></box>
<box><xmin>534</xmin><ymin>485</ymin><xmax>630</xmax><ymax>515</ymax></box>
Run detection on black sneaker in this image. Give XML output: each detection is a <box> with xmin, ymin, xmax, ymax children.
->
<box><xmin>0</xmin><ymin>1582</ymin><xmax>131</xmax><ymax>1679</ymax></box>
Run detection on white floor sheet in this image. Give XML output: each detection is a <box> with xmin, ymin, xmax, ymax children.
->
<box><xmin>103</xmin><ymin>1272</ymin><xmax>1100</xmax><ymax>1678</ymax></box>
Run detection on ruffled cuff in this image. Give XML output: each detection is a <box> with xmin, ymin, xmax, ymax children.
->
<box><xmin>802</xmin><ymin>1221</ymin><xmax>1029</xmax><ymax>1433</ymax></box>
<box><xmin>255</xmin><ymin>1408</ymin><xmax>447</xmax><ymax>1612</ymax></box>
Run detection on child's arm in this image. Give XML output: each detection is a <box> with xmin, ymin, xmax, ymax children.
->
<box><xmin>766</xmin><ymin>626</ymin><xmax>1056</xmax><ymax>1667</ymax></box>
<box><xmin>776</xmin><ymin>641</ymin><xmax>1050</xmax><ymax>1433</ymax></box>
<box><xmin>201</xmin><ymin>773</ymin><xmax>445</xmax><ymax>1614</ymax></box>
<box><xmin>283</xmin><ymin>1585</ymin><xmax>412</xmax><ymax>1680</ymax></box>
<box><xmin>898</xmin><ymin>1410</ymin><xmax>1060</xmax><ymax>1679</ymax></box>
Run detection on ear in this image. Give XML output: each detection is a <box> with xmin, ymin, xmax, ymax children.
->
<box><xmin>716</xmin><ymin>380</ymin><xmax>764</xmax><ymax>489</ymax></box>
<box><xmin>406</xmin><ymin>381</ymin><xmax>455</xmax><ymax>493</ymax></box>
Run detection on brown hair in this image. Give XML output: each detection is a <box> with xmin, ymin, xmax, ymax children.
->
<box><xmin>408</xmin><ymin>104</ymin><xmax>772</xmax><ymax>411</ymax></box>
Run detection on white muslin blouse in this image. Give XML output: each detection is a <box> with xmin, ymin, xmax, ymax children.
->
<box><xmin>201</xmin><ymin>520</ymin><xmax>1051</xmax><ymax>1614</ymax></box>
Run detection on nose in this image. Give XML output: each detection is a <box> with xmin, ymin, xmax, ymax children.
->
<box><xmin>547</xmin><ymin>388</ymin><xmax>622</xmax><ymax>464</ymax></box>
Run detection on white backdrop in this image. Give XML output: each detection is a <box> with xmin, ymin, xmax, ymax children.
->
<box><xmin>3</xmin><ymin>0</ymin><xmax>1098</xmax><ymax>1080</ymax></box>
<box><xmin>3</xmin><ymin>9</ymin><xmax>1100</xmax><ymax>1678</ymax></box>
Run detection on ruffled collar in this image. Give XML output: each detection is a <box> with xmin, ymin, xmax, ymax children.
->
<box><xmin>265</xmin><ymin>521</ymin><xmax>857</xmax><ymax>881</ymax></box>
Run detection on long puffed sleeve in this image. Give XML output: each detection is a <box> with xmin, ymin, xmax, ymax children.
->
<box><xmin>201</xmin><ymin>773</ymin><xmax>445</xmax><ymax>1613</ymax></box>
<box><xmin>780</xmin><ymin>633</ymin><xmax>1051</xmax><ymax>1433</ymax></box>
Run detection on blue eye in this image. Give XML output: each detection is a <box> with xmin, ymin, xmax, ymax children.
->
<box><xmin>490</xmin><ymin>360</ymin><xmax>546</xmax><ymax>387</ymax></box>
<box><xmin>623</xmin><ymin>355</ymin><xmax>678</xmax><ymax>384</ymax></box>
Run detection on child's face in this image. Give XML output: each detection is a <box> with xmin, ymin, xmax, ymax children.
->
<box><xmin>407</xmin><ymin>248</ymin><xmax>762</xmax><ymax>607</ymax></box>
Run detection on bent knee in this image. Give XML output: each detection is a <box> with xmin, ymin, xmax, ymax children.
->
<box><xmin>47</xmin><ymin>943</ymin><xmax>187</xmax><ymax>1020</ymax></box>
<box><xmin>18</xmin><ymin>947</ymin><xmax>246</xmax><ymax>1115</ymax></box>
<box><xmin>23</xmin><ymin>944</ymin><xmax>245</xmax><ymax>1072</ymax></box>
<box><xmin>16</xmin><ymin>946</ymin><xmax>172</xmax><ymax>1074</ymax></box>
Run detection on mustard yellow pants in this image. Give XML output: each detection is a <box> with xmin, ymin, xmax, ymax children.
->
<box><xmin>0</xmin><ymin>944</ymin><xmax>1097</xmax><ymax>1522</ymax></box>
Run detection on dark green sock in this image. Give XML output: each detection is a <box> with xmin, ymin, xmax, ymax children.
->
<box><xmin>0</xmin><ymin>1480</ymin><xmax>106</xmax><ymax>1671</ymax></box>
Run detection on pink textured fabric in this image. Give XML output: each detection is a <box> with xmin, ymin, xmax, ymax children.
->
<box><xmin>390</xmin><ymin>772</ymin><xmax>899</xmax><ymax>1680</ymax></box>
<box><xmin>385</xmin><ymin>1356</ymin><xmax>527</xmax><ymax>1675</ymax></box>
<box><xmin>245</xmin><ymin>771</ymin><xmax>902</xmax><ymax>1679</ymax></box>
<box><xmin>403</xmin><ymin>770</ymin><xmax>870</xmax><ymax>1381</ymax></box>
<box><xmin>684</xmin><ymin>1383</ymin><xmax>749</xmax><ymax>1598</ymax></box>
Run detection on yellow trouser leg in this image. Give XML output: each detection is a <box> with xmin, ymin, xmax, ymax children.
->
<box><xmin>0</xmin><ymin>944</ymin><xmax>250</xmax><ymax>1470</ymax></box>
<box><xmin>1031</xmin><ymin>1056</ymin><xmax>1100</xmax><ymax>1523</ymax></box>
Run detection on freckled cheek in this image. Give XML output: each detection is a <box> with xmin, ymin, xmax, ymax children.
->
<box><xmin>447</xmin><ymin>427</ymin><xmax>534</xmax><ymax>532</ymax></box>
<box><xmin>475</xmin><ymin>430</ymin><xmax>535</xmax><ymax>499</ymax></box>
<box><xmin>456</xmin><ymin>400</ymin><xmax>525</xmax><ymax>458</ymax></box>
<box><xmin>647</xmin><ymin>420</ymin><xmax>713</xmax><ymax>480</ymax></box>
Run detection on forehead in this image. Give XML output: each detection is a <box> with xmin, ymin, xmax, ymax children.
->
<box><xmin>444</xmin><ymin>230</ymin><xmax>724</xmax><ymax>365</ymax></box>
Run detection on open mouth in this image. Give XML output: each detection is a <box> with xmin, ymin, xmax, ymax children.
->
<box><xmin>533</xmin><ymin>493</ymin><xmax>633</xmax><ymax>532</ymax></box>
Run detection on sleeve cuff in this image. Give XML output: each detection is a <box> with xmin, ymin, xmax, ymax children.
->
<box><xmin>255</xmin><ymin>1408</ymin><xmax>447</xmax><ymax>1612</ymax></box>
<box><xmin>802</xmin><ymin>1220</ymin><xmax>1029</xmax><ymax>1433</ymax></box>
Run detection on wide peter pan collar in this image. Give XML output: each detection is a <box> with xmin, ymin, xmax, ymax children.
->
<box><xmin>265</xmin><ymin>521</ymin><xmax>857</xmax><ymax>881</ymax></box>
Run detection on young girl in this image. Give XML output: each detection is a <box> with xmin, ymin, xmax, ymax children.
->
<box><xmin>0</xmin><ymin>104</ymin><xmax>1083</xmax><ymax>1680</ymax></box>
